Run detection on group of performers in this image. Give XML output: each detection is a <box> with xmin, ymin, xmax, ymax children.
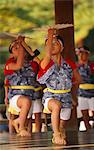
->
<box><xmin>4</xmin><ymin>28</ymin><xmax>94</xmax><ymax>145</ymax></box>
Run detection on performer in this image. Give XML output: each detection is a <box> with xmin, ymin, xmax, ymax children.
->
<box><xmin>37</xmin><ymin>28</ymin><xmax>81</xmax><ymax>145</ymax></box>
<box><xmin>4</xmin><ymin>66</ymin><xmax>17</xmax><ymax>133</ymax></box>
<box><xmin>4</xmin><ymin>36</ymin><xmax>42</xmax><ymax>136</ymax></box>
<box><xmin>76</xmin><ymin>46</ymin><xmax>94</xmax><ymax>130</ymax></box>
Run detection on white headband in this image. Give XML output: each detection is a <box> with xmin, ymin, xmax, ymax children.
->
<box><xmin>58</xmin><ymin>39</ymin><xmax>64</xmax><ymax>50</ymax></box>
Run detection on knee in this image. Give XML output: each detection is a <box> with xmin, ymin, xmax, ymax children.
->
<box><xmin>49</xmin><ymin>100</ymin><xmax>62</xmax><ymax>112</ymax></box>
<box><xmin>25</xmin><ymin>99</ymin><xmax>31</xmax><ymax>110</ymax></box>
<box><xmin>19</xmin><ymin>96</ymin><xmax>31</xmax><ymax>109</ymax></box>
<box><xmin>53</xmin><ymin>103</ymin><xmax>61</xmax><ymax>111</ymax></box>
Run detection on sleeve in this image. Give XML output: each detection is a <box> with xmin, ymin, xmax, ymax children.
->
<box><xmin>90</xmin><ymin>62</ymin><xmax>94</xmax><ymax>74</ymax></box>
<box><xmin>5</xmin><ymin>78</ymin><xmax>9</xmax><ymax>86</ymax></box>
<box><xmin>66</xmin><ymin>59</ymin><xmax>78</xmax><ymax>83</ymax></box>
<box><xmin>4</xmin><ymin>58</ymin><xmax>14</xmax><ymax>76</ymax></box>
<box><xmin>38</xmin><ymin>60</ymin><xmax>54</xmax><ymax>79</ymax></box>
<box><xmin>66</xmin><ymin>59</ymin><xmax>77</xmax><ymax>70</ymax></box>
<box><xmin>37</xmin><ymin>60</ymin><xmax>54</xmax><ymax>84</ymax></box>
<box><xmin>30</xmin><ymin>61</ymin><xmax>39</xmax><ymax>74</ymax></box>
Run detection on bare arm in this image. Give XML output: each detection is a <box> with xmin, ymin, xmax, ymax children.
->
<box><xmin>21</xmin><ymin>40</ymin><xmax>34</xmax><ymax>56</ymax></box>
<box><xmin>33</xmin><ymin>57</ymin><xmax>40</xmax><ymax>64</ymax></box>
<box><xmin>40</xmin><ymin>28</ymin><xmax>55</xmax><ymax>69</ymax></box>
<box><xmin>4</xmin><ymin>79</ymin><xmax>8</xmax><ymax>106</ymax></box>
<box><xmin>73</xmin><ymin>69</ymin><xmax>82</xmax><ymax>86</ymax></box>
<box><xmin>72</xmin><ymin>69</ymin><xmax>82</xmax><ymax>106</ymax></box>
<box><xmin>21</xmin><ymin>40</ymin><xmax>40</xmax><ymax>64</ymax></box>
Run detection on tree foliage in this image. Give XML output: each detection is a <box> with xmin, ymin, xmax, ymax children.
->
<box><xmin>0</xmin><ymin>0</ymin><xmax>54</xmax><ymax>103</ymax></box>
<box><xmin>0</xmin><ymin>0</ymin><xmax>94</xmax><ymax>103</ymax></box>
<box><xmin>74</xmin><ymin>0</ymin><xmax>94</xmax><ymax>44</ymax></box>
<box><xmin>0</xmin><ymin>0</ymin><xmax>54</xmax><ymax>53</ymax></box>
<box><xmin>0</xmin><ymin>0</ymin><xmax>94</xmax><ymax>53</ymax></box>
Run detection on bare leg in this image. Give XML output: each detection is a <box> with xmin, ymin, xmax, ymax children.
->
<box><xmin>60</xmin><ymin>119</ymin><xmax>67</xmax><ymax>139</ymax></box>
<box><xmin>48</xmin><ymin>99</ymin><xmax>61</xmax><ymax>133</ymax></box>
<box><xmin>26</xmin><ymin>118</ymin><xmax>32</xmax><ymax>132</ymax></box>
<box><xmin>81</xmin><ymin>110</ymin><xmax>91</xmax><ymax>130</ymax></box>
<box><xmin>13</xmin><ymin>96</ymin><xmax>32</xmax><ymax>136</ymax></box>
<box><xmin>48</xmin><ymin>99</ymin><xmax>66</xmax><ymax>145</ymax></box>
<box><xmin>8</xmin><ymin>114</ymin><xmax>16</xmax><ymax>134</ymax></box>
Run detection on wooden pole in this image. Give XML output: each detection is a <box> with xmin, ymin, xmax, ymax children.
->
<box><xmin>55</xmin><ymin>0</ymin><xmax>76</xmax><ymax>61</ymax></box>
<box><xmin>55</xmin><ymin>0</ymin><xmax>78</xmax><ymax>130</ymax></box>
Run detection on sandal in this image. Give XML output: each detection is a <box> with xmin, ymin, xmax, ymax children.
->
<box><xmin>17</xmin><ymin>128</ymin><xmax>31</xmax><ymax>137</ymax></box>
<box><xmin>52</xmin><ymin>132</ymin><xmax>67</xmax><ymax>145</ymax></box>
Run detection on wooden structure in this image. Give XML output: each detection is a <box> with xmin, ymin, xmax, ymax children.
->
<box><xmin>0</xmin><ymin>1</ymin><xmax>94</xmax><ymax>149</ymax></box>
<box><xmin>55</xmin><ymin>0</ymin><xmax>75</xmax><ymax>60</ymax></box>
<box><xmin>55</xmin><ymin>0</ymin><xmax>77</xmax><ymax>129</ymax></box>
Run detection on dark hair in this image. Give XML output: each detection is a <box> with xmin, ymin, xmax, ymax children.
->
<box><xmin>82</xmin><ymin>45</ymin><xmax>89</xmax><ymax>51</ymax></box>
<box><xmin>56</xmin><ymin>35</ymin><xmax>64</xmax><ymax>47</ymax></box>
<box><xmin>9</xmin><ymin>46</ymin><xmax>12</xmax><ymax>53</ymax></box>
<box><xmin>78</xmin><ymin>45</ymin><xmax>90</xmax><ymax>52</ymax></box>
<box><xmin>45</xmin><ymin>35</ymin><xmax>64</xmax><ymax>47</ymax></box>
<box><xmin>24</xmin><ymin>46</ymin><xmax>35</xmax><ymax>61</ymax></box>
<box><xmin>9</xmin><ymin>40</ymin><xmax>17</xmax><ymax>53</ymax></box>
<box><xmin>9</xmin><ymin>40</ymin><xmax>34</xmax><ymax>61</ymax></box>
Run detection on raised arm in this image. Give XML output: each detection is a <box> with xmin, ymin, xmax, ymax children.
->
<box><xmin>21</xmin><ymin>39</ymin><xmax>34</xmax><ymax>56</ymax></box>
<box><xmin>40</xmin><ymin>28</ymin><xmax>56</xmax><ymax>69</ymax></box>
<box><xmin>21</xmin><ymin>39</ymin><xmax>40</xmax><ymax>64</ymax></box>
<box><xmin>6</xmin><ymin>37</ymin><xmax>25</xmax><ymax>71</ymax></box>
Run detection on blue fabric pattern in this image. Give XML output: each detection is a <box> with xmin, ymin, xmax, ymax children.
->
<box><xmin>38</xmin><ymin>59</ymin><xmax>73</xmax><ymax>108</ymax></box>
<box><xmin>78</xmin><ymin>63</ymin><xmax>94</xmax><ymax>98</ymax></box>
<box><xmin>6</xmin><ymin>62</ymin><xmax>42</xmax><ymax>100</ymax></box>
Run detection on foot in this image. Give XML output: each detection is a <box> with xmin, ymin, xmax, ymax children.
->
<box><xmin>52</xmin><ymin>132</ymin><xmax>67</xmax><ymax>145</ymax></box>
<box><xmin>17</xmin><ymin>128</ymin><xmax>31</xmax><ymax>137</ymax></box>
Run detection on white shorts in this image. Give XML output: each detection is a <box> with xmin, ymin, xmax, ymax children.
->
<box><xmin>78</xmin><ymin>96</ymin><xmax>94</xmax><ymax>111</ymax></box>
<box><xmin>29</xmin><ymin>99</ymin><xmax>43</xmax><ymax>114</ymax></box>
<box><xmin>9</xmin><ymin>95</ymin><xmax>42</xmax><ymax>118</ymax></box>
<box><xmin>44</xmin><ymin>98</ymin><xmax>71</xmax><ymax>120</ymax></box>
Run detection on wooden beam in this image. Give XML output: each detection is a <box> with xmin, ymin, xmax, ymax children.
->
<box><xmin>55</xmin><ymin>0</ymin><xmax>76</xmax><ymax>61</ymax></box>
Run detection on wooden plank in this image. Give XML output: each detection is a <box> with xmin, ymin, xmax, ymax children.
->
<box><xmin>0</xmin><ymin>129</ymin><xmax>94</xmax><ymax>150</ymax></box>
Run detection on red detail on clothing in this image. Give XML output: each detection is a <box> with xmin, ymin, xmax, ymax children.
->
<box><xmin>5</xmin><ymin>78</ymin><xmax>9</xmax><ymax>85</ymax></box>
<box><xmin>30</xmin><ymin>61</ymin><xmax>39</xmax><ymax>74</ymax></box>
<box><xmin>38</xmin><ymin>59</ymin><xmax>77</xmax><ymax>79</ymax></box>
<box><xmin>4</xmin><ymin>57</ymin><xmax>39</xmax><ymax>76</ymax></box>
<box><xmin>38</xmin><ymin>60</ymin><xmax>54</xmax><ymax>79</ymax></box>
<box><xmin>65</xmin><ymin>59</ymin><xmax>77</xmax><ymax>70</ymax></box>
<box><xmin>90</xmin><ymin>62</ymin><xmax>94</xmax><ymax>74</ymax></box>
<box><xmin>4</xmin><ymin>58</ymin><xmax>15</xmax><ymax>76</ymax></box>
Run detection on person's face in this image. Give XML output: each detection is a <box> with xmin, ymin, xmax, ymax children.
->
<box><xmin>46</xmin><ymin>37</ymin><xmax>64</xmax><ymax>55</ymax></box>
<box><xmin>79</xmin><ymin>51</ymin><xmax>89</xmax><ymax>62</ymax></box>
<box><xmin>11</xmin><ymin>42</ymin><xmax>23</xmax><ymax>57</ymax></box>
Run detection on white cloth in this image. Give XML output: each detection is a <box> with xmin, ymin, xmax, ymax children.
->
<box><xmin>44</xmin><ymin>98</ymin><xmax>71</xmax><ymax>120</ymax></box>
<box><xmin>9</xmin><ymin>95</ymin><xmax>42</xmax><ymax>118</ymax></box>
<box><xmin>78</xmin><ymin>96</ymin><xmax>94</xmax><ymax>111</ymax></box>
